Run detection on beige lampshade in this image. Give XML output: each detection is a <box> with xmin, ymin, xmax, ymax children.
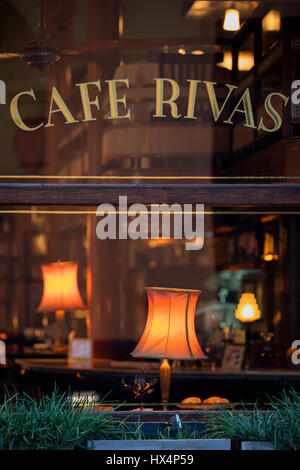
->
<box><xmin>235</xmin><ymin>293</ymin><xmax>261</xmax><ymax>323</ymax></box>
<box><xmin>223</xmin><ymin>8</ymin><xmax>240</xmax><ymax>31</ymax></box>
<box><xmin>37</xmin><ymin>261</ymin><xmax>86</xmax><ymax>311</ymax></box>
<box><xmin>131</xmin><ymin>287</ymin><xmax>206</xmax><ymax>360</ymax></box>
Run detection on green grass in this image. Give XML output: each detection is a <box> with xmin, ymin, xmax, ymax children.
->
<box><xmin>2</xmin><ymin>388</ymin><xmax>300</xmax><ymax>449</ymax></box>
<box><xmin>269</xmin><ymin>388</ymin><xmax>300</xmax><ymax>450</ymax></box>
<box><xmin>0</xmin><ymin>388</ymin><xmax>140</xmax><ymax>450</ymax></box>
<box><xmin>207</xmin><ymin>388</ymin><xmax>300</xmax><ymax>450</ymax></box>
<box><xmin>206</xmin><ymin>406</ymin><xmax>275</xmax><ymax>443</ymax></box>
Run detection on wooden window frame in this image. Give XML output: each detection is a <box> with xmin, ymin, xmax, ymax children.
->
<box><xmin>0</xmin><ymin>183</ymin><xmax>299</xmax><ymax>206</ymax></box>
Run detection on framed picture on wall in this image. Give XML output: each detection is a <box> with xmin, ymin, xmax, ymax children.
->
<box><xmin>221</xmin><ymin>345</ymin><xmax>245</xmax><ymax>371</ymax></box>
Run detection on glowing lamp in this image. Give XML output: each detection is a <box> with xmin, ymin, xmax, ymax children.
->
<box><xmin>131</xmin><ymin>287</ymin><xmax>205</xmax><ymax>409</ymax></box>
<box><xmin>235</xmin><ymin>293</ymin><xmax>261</xmax><ymax>323</ymax></box>
<box><xmin>223</xmin><ymin>8</ymin><xmax>240</xmax><ymax>32</ymax></box>
<box><xmin>262</xmin><ymin>10</ymin><xmax>280</xmax><ymax>32</ymax></box>
<box><xmin>37</xmin><ymin>261</ymin><xmax>86</xmax><ymax>347</ymax></box>
<box><xmin>262</xmin><ymin>233</ymin><xmax>279</xmax><ymax>262</ymax></box>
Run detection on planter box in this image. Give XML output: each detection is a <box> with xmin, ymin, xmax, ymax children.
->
<box><xmin>109</xmin><ymin>410</ymin><xmax>213</xmax><ymax>438</ymax></box>
<box><xmin>241</xmin><ymin>441</ymin><xmax>275</xmax><ymax>450</ymax></box>
<box><xmin>125</xmin><ymin>421</ymin><xmax>206</xmax><ymax>438</ymax></box>
<box><xmin>87</xmin><ymin>439</ymin><xmax>231</xmax><ymax>450</ymax></box>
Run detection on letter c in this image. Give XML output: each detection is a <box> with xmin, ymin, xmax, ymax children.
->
<box><xmin>10</xmin><ymin>89</ymin><xmax>43</xmax><ymax>131</ymax></box>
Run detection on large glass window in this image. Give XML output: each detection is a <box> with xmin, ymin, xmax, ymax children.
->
<box><xmin>1</xmin><ymin>1</ymin><xmax>300</xmax><ymax>406</ymax></box>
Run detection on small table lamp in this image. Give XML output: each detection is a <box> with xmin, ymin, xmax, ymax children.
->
<box><xmin>37</xmin><ymin>261</ymin><xmax>86</xmax><ymax>349</ymax></box>
<box><xmin>235</xmin><ymin>293</ymin><xmax>261</xmax><ymax>323</ymax></box>
<box><xmin>235</xmin><ymin>292</ymin><xmax>261</xmax><ymax>359</ymax></box>
<box><xmin>131</xmin><ymin>287</ymin><xmax>206</xmax><ymax>410</ymax></box>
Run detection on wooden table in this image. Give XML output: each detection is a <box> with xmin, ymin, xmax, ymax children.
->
<box><xmin>14</xmin><ymin>358</ymin><xmax>300</xmax><ymax>378</ymax></box>
<box><xmin>13</xmin><ymin>358</ymin><xmax>300</xmax><ymax>405</ymax></box>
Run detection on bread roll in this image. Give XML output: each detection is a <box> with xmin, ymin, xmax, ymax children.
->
<box><xmin>178</xmin><ymin>396</ymin><xmax>202</xmax><ymax>409</ymax></box>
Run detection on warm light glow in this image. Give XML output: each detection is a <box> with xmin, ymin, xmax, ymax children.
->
<box><xmin>262</xmin><ymin>233</ymin><xmax>279</xmax><ymax>261</ymax></box>
<box><xmin>191</xmin><ymin>50</ymin><xmax>204</xmax><ymax>55</ymax></box>
<box><xmin>148</xmin><ymin>239</ymin><xmax>174</xmax><ymax>248</ymax></box>
<box><xmin>32</xmin><ymin>234</ymin><xmax>47</xmax><ymax>256</ymax></box>
<box><xmin>223</xmin><ymin>8</ymin><xmax>240</xmax><ymax>32</ymax></box>
<box><xmin>263</xmin><ymin>253</ymin><xmax>279</xmax><ymax>262</ymax></box>
<box><xmin>178</xmin><ymin>48</ymin><xmax>186</xmax><ymax>55</ymax></box>
<box><xmin>235</xmin><ymin>293</ymin><xmax>261</xmax><ymax>323</ymax></box>
<box><xmin>185</xmin><ymin>1</ymin><xmax>205</xmax><ymax>19</ymax></box>
<box><xmin>219</xmin><ymin>51</ymin><xmax>254</xmax><ymax>71</ymax></box>
<box><xmin>238</xmin><ymin>52</ymin><xmax>254</xmax><ymax>71</ymax></box>
<box><xmin>160</xmin><ymin>358</ymin><xmax>170</xmax><ymax>370</ymax></box>
<box><xmin>219</xmin><ymin>51</ymin><xmax>233</xmax><ymax>69</ymax></box>
<box><xmin>223</xmin><ymin>325</ymin><xmax>230</xmax><ymax>340</ymax></box>
<box><xmin>262</xmin><ymin>10</ymin><xmax>280</xmax><ymax>32</ymax></box>
<box><xmin>37</xmin><ymin>261</ymin><xmax>86</xmax><ymax>311</ymax></box>
<box><xmin>131</xmin><ymin>287</ymin><xmax>206</xmax><ymax>360</ymax></box>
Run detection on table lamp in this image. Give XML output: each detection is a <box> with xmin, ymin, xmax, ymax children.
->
<box><xmin>235</xmin><ymin>292</ymin><xmax>261</xmax><ymax>359</ymax></box>
<box><xmin>131</xmin><ymin>287</ymin><xmax>206</xmax><ymax>410</ymax></box>
<box><xmin>235</xmin><ymin>293</ymin><xmax>261</xmax><ymax>323</ymax></box>
<box><xmin>37</xmin><ymin>261</ymin><xmax>86</xmax><ymax>349</ymax></box>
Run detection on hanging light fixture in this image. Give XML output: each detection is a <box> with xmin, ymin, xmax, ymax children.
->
<box><xmin>223</xmin><ymin>5</ymin><xmax>240</xmax><ymax>32</ymax></box>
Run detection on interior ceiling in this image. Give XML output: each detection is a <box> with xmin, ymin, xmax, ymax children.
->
<box><xmin>185</xmin><ymin>1</ymin><xmax>260</xmax><ymax>21</ymax></box>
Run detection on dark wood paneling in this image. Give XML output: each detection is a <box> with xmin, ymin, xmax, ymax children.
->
<box><xmin>0</xmin><ymin>183</ymin><xmax>300</xmax><ymax>206</ymax></box>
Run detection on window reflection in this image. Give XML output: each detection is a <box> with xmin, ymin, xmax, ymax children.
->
<box><xmin>0</xmin><ymin>209</ymin><xmax>294</xmax><ymax>372</ymax></box>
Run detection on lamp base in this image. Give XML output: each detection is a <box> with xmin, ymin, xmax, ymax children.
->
<box><xmin>243</xmin><ymin>323</ymin><xmax>252</xmax><ymax>370</ymax></box>
<box><xmin>55</xmin><ymin>309</ymin><xmax>65</xmax><ymax>348</ymax></box>
<box><xmin>160</xmin><ymin>358</ymin><xmax>171</xmax><ymax>411</ymax></box>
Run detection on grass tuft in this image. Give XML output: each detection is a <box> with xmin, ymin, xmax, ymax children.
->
<box><xmin>0</xmin><ymin>388</ymin><xmax>140</xmax><ymax>450</ymax></box>
<box><xmin>207</xmin><ymin>388</ymin><xmax>300</xmax><ymax>450</ymax></box>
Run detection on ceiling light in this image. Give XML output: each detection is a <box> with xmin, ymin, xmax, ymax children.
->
<box><xmin>223</xmin><ymin>8</ymin><xmax>240</xmax><ymax>32</ymax></box>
